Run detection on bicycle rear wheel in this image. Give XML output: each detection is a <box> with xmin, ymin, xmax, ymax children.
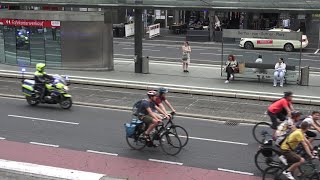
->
<box><xmin>126</xmin><ymin>132</ymin><xmax>146</xmax><ymax>150</ymax></box>
<box><xmin>254</xmin><ymin>146</ymin><xmax>282</xmax><ymax>172</ymax></box>
<box><xmin>252</xmin><ymin>122</ymin><xmax>273</xmax><ymax>144</ymax></box>
<box><xmin>263</xmin><ymin>166</ymin><xmax>286</xmax><ymax>180</ymax></box>
<box><xmin>160</xmin><ymin>132</ymin><xmax>182</xmax><ymax>156</ymax></box>
<box><xmin>168</xmin><ymin>125</ymin><xmax>189</xmax><ymax>147</ymax></box>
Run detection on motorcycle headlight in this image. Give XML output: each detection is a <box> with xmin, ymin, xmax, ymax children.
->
<box><xmin>64</xmin><ymin>86</ymin><xmax>69</xmax><ymax>91</ymax></box>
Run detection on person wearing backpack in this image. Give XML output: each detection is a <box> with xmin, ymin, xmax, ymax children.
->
<box><xmin>280</xmin><ymin>121</ymin><xmax>314</xmax><ymax>180</ymax></box>
<box><xmin>135</xmin><ymin>91</ymin><xmax>170</xmax><ymax>142</ymax></box>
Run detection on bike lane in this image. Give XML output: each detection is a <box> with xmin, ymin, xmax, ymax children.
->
<box><xmin>0</xmin><ymin>140</ymin><xmax>260</xmax><ymax>180</ymax></box>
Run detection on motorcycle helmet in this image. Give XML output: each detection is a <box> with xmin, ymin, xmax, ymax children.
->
<box><xmin>36</xmin><ymin>63</ymin><xmax>46</xmax><ymax>72</ymax></box>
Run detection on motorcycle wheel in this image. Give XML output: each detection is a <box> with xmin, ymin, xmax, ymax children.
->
<box><xmin>26</xmin><ymin>96</ymin><xmax>39</xmax><ymax>106</ymax></box>
<box><xmin>60</xmin><ymin>97</ymin><xmax>72</xmax><ymax>109</ymax></box>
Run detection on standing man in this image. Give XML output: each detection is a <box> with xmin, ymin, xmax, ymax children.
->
<box><xmin>267</xmin><ymin>91</ymin><xmax>294</xmax><ymax>130</ymax></box>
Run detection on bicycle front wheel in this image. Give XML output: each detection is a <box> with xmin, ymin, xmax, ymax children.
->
<box><xmin>262</xmin><ymin>166</ymin><xmax>286</xmax><ymax>180</ymax></box>
<box><xmin>252</xmin><ymin>122</ymin><xmax>273</xmax><ymax>144</ymax></box>
<box><xmin>160</xmin><ymin>132</ymin><xmax>182</xmax><ymax>156</ymax></box>
<box><xmin>169</xmin><ymin>125</ymin><xmax>189</xmax><ymax>147</ymax></box>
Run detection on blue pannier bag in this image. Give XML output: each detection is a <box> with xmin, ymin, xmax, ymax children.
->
<box><xmin>124</xmin><ymin>123</ymin><xmax>137</xmax><ymax>138</ymax></box>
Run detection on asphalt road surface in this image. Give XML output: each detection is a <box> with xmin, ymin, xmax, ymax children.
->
<box><xmin>0</xmin><ymin>77</ymin><xmax>319</xmax><ymax>122</ymax></box>
<box><xmin>114</xmin><ymin>38</ymin><xmax>320</xmax><ymax>68</ymax></box>
<box><xmin>0</xmin><ymin>96</ymin><xmax>261</xmax><ymax>175</ymax></box>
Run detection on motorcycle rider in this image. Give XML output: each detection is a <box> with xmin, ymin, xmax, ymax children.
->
<box><xmin>34</xmin><ymin>63</ymin><xmax>54</xmax><ymax>102</ymax></box>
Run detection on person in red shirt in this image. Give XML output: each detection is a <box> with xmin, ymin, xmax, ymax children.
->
<box><xmin>268</xmin><ymin>91</ymin><xmax>294</xmax><ymax>130</ymax></box>
<box><xmin>155</xmin><ymin>87</ymin><xmax>176</xmax><ymax>115</ymax></box>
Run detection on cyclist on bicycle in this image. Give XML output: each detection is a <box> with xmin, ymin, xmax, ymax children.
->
<box><xmin>138</xmin><ymin>91</ymin><xmax>170</xmax><ymax>142</ymax></box>
<box><xmin>155</xmin><ymin>87</ymin><xmax>176</xmax><ymax>115</ymax></box>
<box><xmin>280</xmin><ymin>121</ymin><xmax>314</xmax><ymax>180</ymax></box>
<box><xmin>267</xmin><ymin>91</ymin><xmax>294</xmax><ymax>131</ymax></box>
<box><xmin>275</xmin><ymin>111</ymin><xmax>302</xmax><ymax>137</ymax></box>
<box><xmin>299</xmin><ymin>111</ymin><xmax>320</xmax><ymax>143</ymax></box>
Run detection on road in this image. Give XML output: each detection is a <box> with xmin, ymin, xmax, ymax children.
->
<box><xmin>113</xmin><ymin>38</ymin><xmax>320</xmax><ymax>69</ymax></box>
<box><xmin>0</xmin><ymin>96</ymin><xmax>260</xmax><ymax>175</ymax></box>
<box><xmin>1</xmin><ymin>77</ymin><xmax>319</xmax><ymax>122</ymax></box>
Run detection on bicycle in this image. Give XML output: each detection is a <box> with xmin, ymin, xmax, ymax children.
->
<box><xmin>252</xmin><ymin>122</ymin><xmax>273</xmax><ymax>144</ymax></box>
<box><xmin>254</xmin><ymin>144</ymin><xmax>283</xmax><ymax>172</ymax></box>
<box><xmin>262</xmin><ymin>158</ymin><xmax>320</xmax><ymax>180</ymax></box>
<box><xmin>126</xmin><ymin>114</ymin><xmax>183</xmax><ymax>156</ymax></box>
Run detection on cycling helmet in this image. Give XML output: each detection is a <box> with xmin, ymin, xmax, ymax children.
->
<box><xmin>158</xmin><ymin>87</ymin><xmax>168</xmax><ymax>94</ymax></box>
<box><xmin>36</xmin><ymin>63</ymin><xmax>46</xmax><ymax>72</ymax></box>
<box><xmin>147</xmin><ymin>90</ymin><xmax>157</xmax><ymax>97</ymax></box>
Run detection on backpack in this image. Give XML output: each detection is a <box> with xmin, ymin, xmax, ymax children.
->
<box><xmin>132</xmin><ymin>99</ymin><xmax>148</xmax><ymax>116</ymax></box>
<box><xmin>275</xmin><ymin>130</ymin><xmax>292</xmax><ymax>147</ymax></box>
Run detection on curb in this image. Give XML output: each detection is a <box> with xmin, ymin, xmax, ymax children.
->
<box><xmin>0</xmin><ymin>71</ymin><xmax>319</xmax><ymax>106</ymax></box>
<box><xmin>0</xmin><ymin>93</ymin><xmax>261</xmax><ymax>124</ymax></box>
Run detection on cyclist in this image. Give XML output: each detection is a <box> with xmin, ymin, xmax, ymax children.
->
<box><xmin>138</xmin><ymin>91</ymin><xmax>170</xmax><ymax>142</ymax></box>
<box><xmin>267</xmin><ymin>91</ymin><xmax>294</xmax><ymax>131</ymax></box>
<box><xmin>275</xmin><ymin>111</ymin><xmax>302</xmax><ymax>137</ymax></box>
<box><xmin>155</xmin><ymin>87</ymin><xmax>176</xmax><ymax>115</ymax></box>
<box><xmin>34</xmin><ymin>63</ymin><xmax>54</xmax><ymax>102</ymax></box>
<box><xmin>280</xmin><ymin>121</ymin><xmax>314</xmax><ymax>180</ymax></box>
<box><xmin>299</xmin><ymin>111</ymin><xmax>320</xmax><ymax>143</ymax></box>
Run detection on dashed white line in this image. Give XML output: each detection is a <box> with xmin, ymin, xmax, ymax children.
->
<box><xmin>8</xmin><ymin>115</ymin><xmax>79</xmax><ymax>125</ymax></box>
<box><xmin>0</xmin><ymin>137</ymin><xmax>6</xmax><ymax>140</ymax></box>
<box><xmin>122</xmin><ymin>48</ymin><xmax>134</xmax><ymax>50</ymax></box>
<box><xmin>314</xmin><ymin>49</ymin><xmax>319</xmax><ymax>54</ymax></box>
<box><xmin>30</xmin><ymin>142</ymin><xmax>59</xmax><ymax>148</ymax></box>
<box><xmin>179</xmin><ymin>136</ymin><xmax>248</xmax><ymax>146</ymax></box>
<box><xmin>217</xmin><ymin>168</ymin><xmax>254</xmax><ymax>176</ymax></box>
<box><xmin>86</xmin><ymin>150</ymin><xmax>118</xmax><ymax>156</ymax></box>
<box><xmin>144</xmin><ymin>49</ymin><xmax>160</xmax><ymax>52</ymax></box>
<box><xmin>148</xmin><ymin>159</ymin><xmax>183</xmax><ymax>166</ymax></box>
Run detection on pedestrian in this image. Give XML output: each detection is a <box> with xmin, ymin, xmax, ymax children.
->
<box><xmin>273</xmin><ymin>58</ymin><xmax>286</xmax><ymax>87</ymax></box>
<box><xmin>181</xmin><ymin>41</ymin><xmax>191</xmax><ymax>73</ymax></box>
<box><xmin>224</xmin><ymin>54</ymin><xmax>238</xmax><ymax>83</ymax></box>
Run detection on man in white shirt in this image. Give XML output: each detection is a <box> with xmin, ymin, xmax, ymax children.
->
<box><xmin>301</xmin><ymin>111</ymin><xmax>320</xmax><ymax>142</ymax></box>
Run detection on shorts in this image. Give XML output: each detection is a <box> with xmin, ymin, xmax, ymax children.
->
<box><xmin>281</xmin><ymin>150</ymin><xmax>301</xmax><ymax>164</ymax></box>
<box><xmin>141</xmin><ymin>115</ymin><xmax>153</xmax><ymax>125</ymax></box>
<box><xmin>268</xmin><ymin>110</ymin><xmax>286</xmax><ymax>130</ymax></box>
<box><xmin>305</xmin><ymin>130</ymin><xmax>317</xmax><ymax>138</ymax></box>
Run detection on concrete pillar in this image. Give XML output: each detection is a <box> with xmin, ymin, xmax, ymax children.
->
<box><xmin>134</xmin><ymin>9</ymin><xmax>143</xmax><ymax>73</ymax></box>
<box><xmin>104</xmin><ymin>9</ymin><xmax>114</xmax><ymax>70</ymax></box>
<box><xmin>174</xmin><ymin>10</ymin><xmax>179</xmax><ymax>23</ymax></box>
<box><xmin>209</xmin><ymin>11</ymin><xmax>215</xmax><ymax>42</ymax></box>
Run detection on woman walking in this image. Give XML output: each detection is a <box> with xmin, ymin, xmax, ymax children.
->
<box><xmin>181</xmin><ymin>41</ymin><xmax>191</xmax><ymax>72</ymax></box>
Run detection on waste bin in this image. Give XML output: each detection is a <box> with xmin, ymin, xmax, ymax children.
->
<box><xmin>300</xmin><ymin>66</ymin><xmax>309</xmax><ymax>86</ymax></box>
<box><xmin>142</xmin><ymin>56</ymin><xmax>149</xmax><ymax>74</ymax></box>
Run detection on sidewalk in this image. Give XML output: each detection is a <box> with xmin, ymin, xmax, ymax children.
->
<box><xmin>0</xmin><ymin>59</ymin><xmax>319</xmax><ymax>99</ymax></box>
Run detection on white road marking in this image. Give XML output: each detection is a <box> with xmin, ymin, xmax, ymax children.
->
<box><xmin>86</xmin><ymin>150</ymin><xmax>118</xmax><ymax>156</ymax></box>
<box><xmin>122</xmin><ymin>47</ymin><xmax>134</xmax><ymax>50</ymax></box>
<box><xmin>179</xmin><ymin>136</ymin><xmax>248</xmax><ymax>146</ymax></box>
<box><xmin>199</xmin><ymin>53</ymin><xmax>243</xmax><ymax>57</ymax></box>
<box><xmin>0</xmin><ymin>137</ymin><xmax>6</xmax><ymax>140</ymax></box>
<box><xmin>8</xmin><ymin>115</ymin><xmax>79</xmax><ymax>125</ymax></box>
<box><xmin>148</xmin><ymin>159</ymin><xmax>183</xmax><ymax>166</ymax></box>
<box><xmin>288</xmin><ymin>58</ymin><xmax>319</xmax><ymax>62</ymax></box>
<box><xmin>314</xmin><ymin>49</ymin><xmax>319</xmax><ymax>54</ymax></box>
<box><xmin>143</xmin><ymin>49</ymin><xmax>160</xmax><ymax>52</ymax></box>
<box><xmin>0</xmin><ymin>159</ymin><xmax>105</xmax><ymax>180</ymax></box>
<box><xmin>30</xmin><ymin>142</ymin><xmax>59</xmax><ymax>148</ymax></box>
<box><xmin>218</xmin><ymin>168</ymin><xmax>254</xmax><ymax>176</ymax></box>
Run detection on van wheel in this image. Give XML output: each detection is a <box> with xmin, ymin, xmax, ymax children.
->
<box><xmin>284</xmin><ymin>43</ymin><xmax>294</xmax><ymax>52</ymax></box>
<box><xmin>244</xmin><ymin>42</ymin><xmax>254</xmax><ymax>49</ymax></box>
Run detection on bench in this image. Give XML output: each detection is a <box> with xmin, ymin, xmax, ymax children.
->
<box><xmin>222</xmin><ymin>63</ymin><xmax>299</xmax><ymax>84</ymax></box>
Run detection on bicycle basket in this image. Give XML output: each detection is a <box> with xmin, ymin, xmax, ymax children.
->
<box><xmin>124</xmin><ymin>123</ymin><xmax>137</xmax><ymax>138</ymax></box>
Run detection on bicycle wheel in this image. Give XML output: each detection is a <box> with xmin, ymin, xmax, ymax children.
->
<box><xmin>252</xmin><ymin>122</ymin><xmax>273</xmax><ymax>144</ymax></box>
<box><xmin>160</xmin><ymin>132</ymin><xmax>182</xmax><ymax>156</ymax></box>
<box><xmin>126</xmin><ymin>131</ymin><xmax>146</xmax><ymax>150</ymax></box>
<box><xmin>262</xmin><ymin>166</ymin><xmax>286</xmax><ymax>180</ymax></box>
<box><xmin>168</xmin><ymin>125</ymin><xmax>189</xmax><ymax>147</ymax></box>
<box><xmin>254</xmin><ymin>146</ymin><xmax>282</xmax><ymax>172</ymax></box>
<box><xmin>309</xmin><ymin>173</ymin><xmax>320</xmax><ymax>180</ymax></box>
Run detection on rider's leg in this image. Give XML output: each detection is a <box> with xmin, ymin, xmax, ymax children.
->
<box><xmin>267</xmin><ymin>111</ymin><xmax>279</xmax><ymax>130</ymax></box>
<box><xmin>143</xmin><ymin>115</ymin><xmax>158</xmax><ymax>135</ymax></box>
<box><xmin>285</xmin><ymin>152</ymin><xmax>304</xmax><ymax>174</ymax></box>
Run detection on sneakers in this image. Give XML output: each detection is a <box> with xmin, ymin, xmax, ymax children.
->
<box><xmin>225</xmin><ymin>80</ymin><xmax>229</xmax><ymax>84</ymax></box>
<box><xmin>273</xmin><ymin>84</ymin><xmax>277</xmax><ymax>87</ymax></box>
<box><xmin>282</xmin><ymin>171</ymin><xmax>295</xmax><ymax>180</ymax></box>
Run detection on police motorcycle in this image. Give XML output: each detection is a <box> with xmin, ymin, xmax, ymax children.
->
<box><xmin>21</xmin><ymin>73</ymin><xmax>72</xmax><ymax>109</ymax></box>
